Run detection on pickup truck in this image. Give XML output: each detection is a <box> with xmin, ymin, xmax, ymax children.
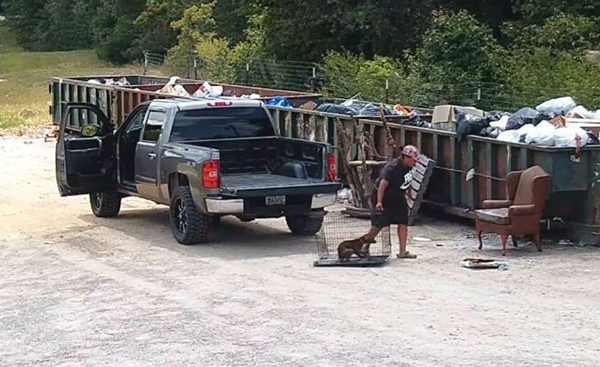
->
<box><xmin>55</xmin><ymin>98</ymin><xmax>341</xmax><ymax>244</ymax></box>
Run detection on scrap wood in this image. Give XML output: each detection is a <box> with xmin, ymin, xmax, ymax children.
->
<box><xmin>379</xmin><ymin>104</ymin><xmax>398</xmax><ymax>159</ymax></box>
<box><xmin>354</xmin><ymin>118</ymin><xmax>374</xmax><ymax>208</ymax></box>
<box><xmin>336</xmin><ymin>118</ymin><xmax>365</xmax><ymax>208</ymax></box>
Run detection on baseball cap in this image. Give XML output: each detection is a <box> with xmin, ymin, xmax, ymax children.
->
<box><xmin>402</xmin><ymin>145</ymin><xmax>420</xmax><ymax>160</ymax></box>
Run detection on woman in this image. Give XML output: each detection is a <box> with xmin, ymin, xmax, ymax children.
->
<box><xmin>364</xmin><ymin>145</ymin><xmax>420</xmax><ymax>259</ymax></box>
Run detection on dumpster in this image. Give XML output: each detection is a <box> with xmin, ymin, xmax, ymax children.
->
<box><xmin>267</xmin><ymin>107</ymin><xmax>600</xmax><ymax>243</ymax></box>
<box><xmin>49</xmin><ymin>74</ymin><xmax>322</xmax><ymax>127</ymax></box>
<box><xmin>48</xmin><ymin>75</ymin><xmax>600</xmax><ymax>243</ymax></box>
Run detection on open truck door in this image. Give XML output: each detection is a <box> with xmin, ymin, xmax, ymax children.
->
<box><xmin>55</xmin><ymin>103</ymin><xmax>116</xmax><ymax>196</ymax></box>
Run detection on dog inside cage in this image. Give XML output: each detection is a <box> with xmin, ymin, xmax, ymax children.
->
<box><xmin>313</xmin><ymin>210</ymin><xmax>392</xmax><ymax>267</ymax></box>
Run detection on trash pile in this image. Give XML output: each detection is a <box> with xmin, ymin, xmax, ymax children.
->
<box><xmin>87</xmin><ymin>77</ymin><xmax>132</xmax><ymax>86</ymax></box>
<box><xmin>315</xmin><ymin>98</ymin><xmax>430</xmax><ymax>119</ymax></box>
<box><xmin>153</xmin><ymin>76</ymin><xmax>263</xmax><ymax>100</ymax></box>
<box><xmin>437</xmin><ymin>97</ymin><xmax>600</xmax><ymax>148</ymax></box>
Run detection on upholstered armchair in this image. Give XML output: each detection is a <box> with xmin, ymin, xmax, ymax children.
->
<box><xmin>475</xmin><ymin>166</ymin><xmax>551</xmax><ymax>256</ymax></box>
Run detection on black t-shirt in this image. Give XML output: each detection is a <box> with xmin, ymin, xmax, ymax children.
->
<box><xmin>375</xmin><ymin>161</ymin><xmax>412</xmax><ymax>203</ymax></box>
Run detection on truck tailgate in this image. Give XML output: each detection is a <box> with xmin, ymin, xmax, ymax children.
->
<box><xmin>220</xmin><ymin>174</ymin><xmax>340</xmax><ymax>197</ymax></box>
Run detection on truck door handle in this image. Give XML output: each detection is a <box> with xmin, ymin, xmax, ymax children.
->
<box><xmin>147</xmin><ymin>152</ymin><xmax>157</xmax><ymax>160</ymax></box>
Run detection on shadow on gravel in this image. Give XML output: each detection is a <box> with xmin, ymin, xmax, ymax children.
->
<box><xmin>75</xmin><ymin>207</ymin><xmax>315</xmax><ymax>261</ymax></box>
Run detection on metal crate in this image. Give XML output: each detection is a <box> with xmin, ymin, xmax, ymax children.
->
<box><xmin>313</xmin><ymin>210</ymin><xmax>391</xmax><ymax>267</ymax></box>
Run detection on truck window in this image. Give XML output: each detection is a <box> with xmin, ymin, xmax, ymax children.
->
<box><xmin>170</xmin><ymin>107</ymin><xmax>275</xmax><ymax>142</ymax></box>
<box><xmin>142</xmin><ymin>110</ymin><xmax>166</xmax><ymax>142</ymax></box>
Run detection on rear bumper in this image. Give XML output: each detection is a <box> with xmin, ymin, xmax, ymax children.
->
<box><xmin>205</xmin><ymin>198</ymin><xmax>244</xmax><ymax>214</ymax></box>
<box><xmin>205</xmin><ymin>193</ymin><xmax>336</xmax><ymax>214</ymax></box>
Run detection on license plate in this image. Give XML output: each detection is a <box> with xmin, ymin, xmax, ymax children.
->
<box><xmin>265</xmin><ymin>195</ymin><xmax>286</xmax><ymax>206</ymax></box>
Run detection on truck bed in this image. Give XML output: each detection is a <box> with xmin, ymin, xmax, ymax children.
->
<box><xmin>221</xmin><ymin>173</ymin><xmax>339</xmax><ymax>197</ymax></box>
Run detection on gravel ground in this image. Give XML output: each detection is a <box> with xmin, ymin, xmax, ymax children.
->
<box><xmin>1</xmin><ymin>137</ymin><xmax>600</xmax><ymax>367</ymax></box>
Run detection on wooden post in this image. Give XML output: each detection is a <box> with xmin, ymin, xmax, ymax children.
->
<box><xmin>336</xmin><ymin>118</ymin><xmax>366</xmax><ymax>208</ymax></box>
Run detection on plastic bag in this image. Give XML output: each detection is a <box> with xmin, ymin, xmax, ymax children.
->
<box><xmin>490</xmin><ymin>115</ymin><xmax>509</xmax><ymax>131</ymax></box>
<box><xmin>316</xmin><ymin>103</ymin><xmax>358</xmax><ymax>116</ymax></box>
<box><xmin>554</xmin><ymin>126</ymin><xmax>589</xmax><ymax>148</ymax></box>
<box><xmin>506</xmin><ymin>107</ymin><xmax>548</xmax><ymax>131</ymax></box>
<box><xmin>497</xmin><ymin>130</ymin><xmax>522</xmax><ymax>143</ymax></box>
<box><xmin>457</xmin><ymin>113</ymin><xmax>489</xmax><ymax>141</ymax></box>
<box><xmin>480</xmin><ymin>126</ymin><xmax>501</xmax><ymax>138</ymax></box>
<box><xmin>525</xmin><ymin>120</ymin><xmax>556</xmax><ymax>146</ymax></box>
<box><xmin>266</xmin><ymin>96</ymin><xmax>292</xmax><ymax>108</ymax></box>
<box><xmin>193</xmin><ymin>81</ymin><xmax>224</xmax><ymax>97</ymax></box>
<box><xmin>158</xmin><ymin>76</ymin><xmax>191</xmax><ymax>97</ymax></box>
<box><xmin>536</xmin><ymin>96</ymin><xmax>576</xmax><ymax>116</ymax></box>
<box><xmin>587</xmin><ymin>132</ymin><xmax>600</xmax><ymax>145</ymax></box>
<box><xmin>567</xmin><ymin>105</ymin><xmax>600</xmax><ymax>119</ymax></box>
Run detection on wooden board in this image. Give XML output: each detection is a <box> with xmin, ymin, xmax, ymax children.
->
<box><xmin>406</xmin><ymin>155</ymin><xmax>436</xmax><ymax>226</ymax></box>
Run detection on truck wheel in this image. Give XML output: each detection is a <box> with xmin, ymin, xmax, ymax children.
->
<box><xmin>89</xmin><ymin>192</ymin><xmax>121</xmax><ymax>218</ymax></box>
<box><xmin>169</xmin><ymin>186</ymin><xmax>209</xmax><ymax>245</ymax></box>
<box><xmin>285</xmin><ymin>212</ymin><xmax>324</xmax><ymax>235</ymax></box>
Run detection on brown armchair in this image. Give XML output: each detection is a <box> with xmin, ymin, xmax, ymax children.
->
<box><xmin>475</xmin><ymin>166</ymin><xmax>551</xmax><ymax>256</ymax></box>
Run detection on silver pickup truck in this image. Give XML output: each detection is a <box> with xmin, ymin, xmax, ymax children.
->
<box><xmin>55</xmin><ymin>98</ymin><xmax>341</xmax><ymax>244</ymax></box>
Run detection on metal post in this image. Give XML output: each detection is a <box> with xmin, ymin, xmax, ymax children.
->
<box><xmin>143</xmin><ymin>51</ymin><xmax>148</xmax><ymax>75</ymax></box>
<box><xmin>385</xmin><ymin>79</ymin><xmax>389</xmax><ymax>104</ymax></box>
<box><xmin>193</xmin><ymin>57</ymin><xmax>198</xmax><ymax>80</ymax></box>
<box><xmin>310</xmin><ymin>67</ymin><xmax>317</xmax><ymax>92</ymax></box>
<box><xmin>245</xmin><ymin>62</ymin><xmax>250</xmax><ymax>85</ymax></box>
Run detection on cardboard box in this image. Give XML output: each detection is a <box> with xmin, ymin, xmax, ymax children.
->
<box><xmin>431</xmin><ymin>105</ymin><xmax>484</xmax><ymax>124</ymax></box>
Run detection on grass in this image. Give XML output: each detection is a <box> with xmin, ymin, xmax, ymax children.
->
<box><xmin>0</xmin><ymin>23</ymin><xmax>140</xmax><ymax>132</ymax></box>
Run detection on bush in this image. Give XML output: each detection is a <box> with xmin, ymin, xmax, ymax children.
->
<box><xmin>504</xmin><ymin>48</ymin><xmax>600</xmax><ymax>109</ymax></box>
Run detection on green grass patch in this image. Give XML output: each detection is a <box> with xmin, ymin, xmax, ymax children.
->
<box><xmin>0</xmin><ymin>24</ymin><xmax>140</xmax><ymax>132</ymax></box>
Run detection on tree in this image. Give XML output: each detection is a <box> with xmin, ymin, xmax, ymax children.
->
<box><xmin>253</xmin><ymin>0</ymin><xmax>434</xmax><ymax>61</ymax></box>
<box><xmin>515</xmin><ymin>0</ymin><xmax>600</xmax><ymax>23</ymax></box>
<box><xmin>93</xmin><ymin>0</ymin><xmax>145</xmax><ymax>64</ymax></box>
<box><xmin>133</xmin><ymin>0</ymin><xmax>197</xmax><ymax>55</ymax></box>
<box><xmin>402</xmin><ymin>10</ymin><xmax>507</xmax><ymax>108</ymax></box>
<box><xmin>3</xmin><ymin>0</ymin><xmax>48</xmax><ymax>50</ymax></box>
<box><xmin>43</xmin><ymin>0</ymin><xmax>95</xmax><ymax>50</ymax></box>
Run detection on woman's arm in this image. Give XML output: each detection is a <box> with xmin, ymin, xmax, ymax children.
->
<box><xmin>377</xmin><ymin>179</ymin><xmax>389</xmax><ymax>208</ymax></box>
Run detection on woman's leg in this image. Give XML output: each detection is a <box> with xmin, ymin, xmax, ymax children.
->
<box><xmin>397</xmin><ymin>224</ymin><xmax>408</xmax><ymax>255</ymax></box>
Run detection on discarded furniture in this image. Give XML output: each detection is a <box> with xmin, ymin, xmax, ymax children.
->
<box><xmin>475</xmin><ymin>166</ymin><xmax>551</xmax><ymax>256</ymax></box>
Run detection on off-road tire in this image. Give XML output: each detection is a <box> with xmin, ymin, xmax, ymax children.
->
<box><xmin>89</xmin><ymin>192</ymin><xmax>121</xmax><ymax>218</ymax></box>
<box><xmin>285</xmin><ymin>211</ymin><xmax>324</xmax><ymax>235</ymax></box>
<box><xmin>169</xmin><ymin>186</ymin><xmax>210</xmax><ymax>245</ymax></box>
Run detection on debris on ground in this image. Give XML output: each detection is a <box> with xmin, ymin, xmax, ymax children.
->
<box><xmin>413</xmin><ymin>237</ymin><xmax>432</xmax><ymax>242</ymax></box>
<box><xmin>461</xmin><ymin>258</ymin><xmax>509</xmax><ymax>271</ymax></box>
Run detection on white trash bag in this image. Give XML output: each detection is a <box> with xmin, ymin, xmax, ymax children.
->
<box><xmin>490</xmin><ymin>115</ymin><xmax>509</xmax><ymax>131</ymax></box>
<box><xmin>525</xmin><ymin>120</ymin><xmax>556</xmax><ymax>146</ymax></box>
<box><xmin>554</xmin><ymin>126</ymin><xmax>590</xmax><ymax>148</ymax></box>
<box><xmin>536</xmin><ymin>96</ymin><xmax>576</xmax><ymax>115</ymax></box>
<box><xmin>497</xmin><ymin>130</ymin><xmax>522</xmax><ymax>143</ymax></box>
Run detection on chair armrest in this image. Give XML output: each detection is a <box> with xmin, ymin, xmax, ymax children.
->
<box><xmin>482</xmin><ymin>200</ymin><xmax>512</xmax><ymax>209</ymax></box>
<box><xmin>509</xmin><ymin>204</ymin><xmax>537</xmax><ymax>216</ymax></box>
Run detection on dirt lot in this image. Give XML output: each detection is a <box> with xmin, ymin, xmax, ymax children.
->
<box><xmin>1</xmin><ymin>136</ymin><xmax>599</xmax><ymax>367</ymax></box>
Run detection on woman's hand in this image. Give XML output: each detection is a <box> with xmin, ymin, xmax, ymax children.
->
<box><xmin>375</xmin><ymin>202</ymin><xmax>384</xmax><ymax>210</ymax></box>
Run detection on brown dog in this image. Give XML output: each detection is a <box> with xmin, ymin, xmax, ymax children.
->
<box><xmin>337</xmin><ymin>235</ymin><xmax>376</xmax><ymax>262</ymax></box>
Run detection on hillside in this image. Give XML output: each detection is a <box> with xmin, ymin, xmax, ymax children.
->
<box><xmin>0</xmin><ymin>24</ymin><xmax>139</xmax><ymax>133</ymax></box>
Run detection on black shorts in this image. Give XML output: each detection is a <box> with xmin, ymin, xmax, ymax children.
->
<box><xmin>370</xmin><ymin>189</ymin><xmax>409</xmax><ymax>227</ymax></box>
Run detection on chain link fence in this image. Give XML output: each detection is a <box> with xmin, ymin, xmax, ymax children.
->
<box><xmin>143</xmin><ymin>51</ymin><xmax>599</xmax><ymax>111</ymax></box>
<box><xmin>143</xmin><ymin>51</ymin><xmax>325</xmax><ymax>92</ymax></box>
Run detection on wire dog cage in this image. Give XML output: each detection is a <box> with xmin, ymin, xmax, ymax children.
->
<box><xmin>313</xmin><ymin>210</ymin><xmax>392</xmax><ymax>267</ymax></box>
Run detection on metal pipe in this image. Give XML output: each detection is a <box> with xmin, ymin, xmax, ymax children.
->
<box><xmin>434</xmin><ymin>166</ymin><xmax>506</xmax><ymax>182</ymax></box>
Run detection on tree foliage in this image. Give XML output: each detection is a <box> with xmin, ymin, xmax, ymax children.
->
<box><xmin>3</xmin><ymin>0</ymin><xmax>599</xmax><ymax>110</ymax></box>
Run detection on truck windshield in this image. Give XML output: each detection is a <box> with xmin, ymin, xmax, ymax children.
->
<box><xmin>170</xmin><ymin>107</ymin><xmax>276</xmax><ymax>141</ymax></box>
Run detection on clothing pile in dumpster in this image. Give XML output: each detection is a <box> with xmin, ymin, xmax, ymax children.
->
<box><xmin>445</xmin><ymin>96</ymin><xmax>600</xmax><ymax>148</ymax></box>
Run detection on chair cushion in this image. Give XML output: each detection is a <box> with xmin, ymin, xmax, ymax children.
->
<box><xmin>476</xmin><ymin>208</ymin><xmax>510</xmax><ymax>225</ymax></box>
